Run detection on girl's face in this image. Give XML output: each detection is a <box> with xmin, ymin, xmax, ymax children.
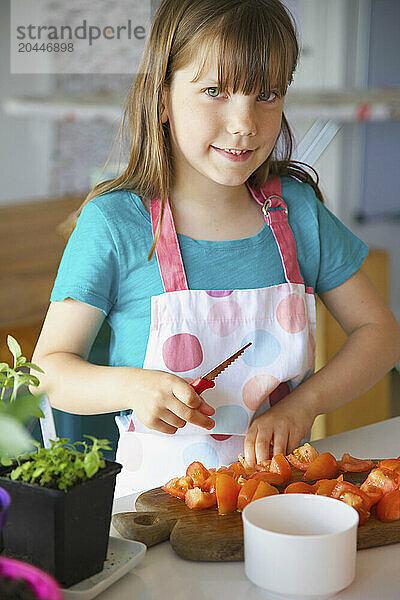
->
<box><xmin>162</xmin><ymin>55</ymin><xmax>285</xmax><ymax>193</ymax></box>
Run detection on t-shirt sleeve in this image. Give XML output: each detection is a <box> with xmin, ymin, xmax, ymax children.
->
<box><xmin>50</xmin><ymin>201</ymin><xmax>119</xmax><ymax>315</ymax></box>
<box><xmin>315</xmin><ymin>199</ymin><xmax>369</xmax><ymax>294</ymax></box>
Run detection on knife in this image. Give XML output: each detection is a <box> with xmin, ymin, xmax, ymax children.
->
<box><xmin>190</xmin><ymin>342</ymin><xmax>252</xmax><ymax>395</ymax></box>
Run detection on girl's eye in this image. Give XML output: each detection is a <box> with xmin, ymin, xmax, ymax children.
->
<box><xmin>205</xmin><ymin>87</ymin><xmax>221</xmax><ymax>98</ymax></box>
<box><xmin>258</xmin><ymin>91</ymin><xmax>278</xmax><ymax>103</ymax></box>
<box><xmin>204</xmin><ymin>88</ymin><xmax>279</xmax><ymax>102</ymax></box>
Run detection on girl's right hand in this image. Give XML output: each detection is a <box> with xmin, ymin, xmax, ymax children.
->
<box><xmin>127</xmin><ymin>368</ymin><xmax>215</xmax><ymax>434</ymax></box>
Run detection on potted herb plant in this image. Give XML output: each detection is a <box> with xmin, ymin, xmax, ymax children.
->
<box><xmin>0</xmin><ymin>336</ymin><xmax>62</xmax><ymax>599</ymax></box>
<box><xmin>0</xmin><ymin>336</ymin><xmax>122</xmax><ymax>588</ymax></box>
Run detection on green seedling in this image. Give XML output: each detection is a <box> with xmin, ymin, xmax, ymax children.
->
<box><xmin>6</xmin><ymin>436</ymin><xmax>113</xmax><ymax>492</ymax></box>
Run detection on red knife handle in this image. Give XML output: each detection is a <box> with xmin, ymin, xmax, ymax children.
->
<box><xmin>190</xmin><ymin>377</ymin><xmax>216</xmax><ymax>395</ymax></box>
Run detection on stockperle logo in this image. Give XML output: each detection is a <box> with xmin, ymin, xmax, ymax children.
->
<box><xmin>11</xmin><ymin>0</ymin><xmax>151</xmax><ymax>74</ymax></box>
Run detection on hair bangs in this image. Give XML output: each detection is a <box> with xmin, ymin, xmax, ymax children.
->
<box><xmin>187</xmin><ymin>3</ymin><xmax>297</xmax><ymax>97</ymax></box>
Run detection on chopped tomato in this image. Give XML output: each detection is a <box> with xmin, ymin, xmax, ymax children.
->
<box><xmin>339</xmin><ymin>453</ymin><xmax>374</xmax><ymax>472</ymax></box>
<box><xmin>237</xmin><ymin>476</ymin><xmax>248</xmax><ymax>486</ymax></box>
<box><xmin>375</xmin><ymin>489</ymin><xmax>400</xmax><ymax>523</ymax></box>
<box><xmin>377</xmin><ymin>459</ymin><xmax>400</xmax><ymax>475</ymax></box>
<box><xmin>361</xmin><ymin>467</ymin><xmax>399</xmax><ymax>496</ymax></box>
<box><xmin>269</xmin><ymin>453</ymin><xmax>292</xmax><ymax>483</ymax></box>
<box><xmin>284</xmin><ymin>482</ymin><xmax>317</xmax><ymax>494</ymax></box>
<box><xmin>331</xmin><ymin>480</ymin><xmax>372</xmax><ymax>523</ymax></box>
<box><xmin>162</xmin><ymin>476</ymin><xmax>193</xmax><ymax>499</ymax></box>
<box><xmin>359</xmin><ymin>483</ymin><xmax>383</xmax><ymax>507</ymax></box>
<box><xmin>238</xmin><ymin>455</ymin><xmax>257</xmax><ymax>477</ymax></box>
<box><xmin>184</xmin><ymin>487</ymin><xmax>216</xmax><ymax>509</ymax></box>
<box><xmin>217</xmin><ymin>466</ymin><xmax>236</xmax><ymax>477</ymax></box>
<box><xmin>303</xmin><ymin>452</ymin><xmax>338</xmax><ymax>481</ymax></box>
<box><xmin>237</xmin><ymin>478</ymin><xmax>259</xmax><ymax>511</ymax></box>
<box><xmin>186</xmin><ymin>462</ymin><xmax>210</xmax><ymax>487</ymax></box>
<box><xmin>249</xmin><ymin>471</ymin><xmax>286</xmax><ymax>486</ymax></box>
<box><xmin>216</xmin><ymin>473</ymin><xmax>241</xmax><ymax>515</ymax></box>
<box><xmin>314</xmin><ymin>475</ymin><xmax>343</xmax><ymax>497</ymax></box>
<box><xmin>286</xmin><ymin>443</ymin><xmax>319</xmax><ymax>471</ymax></box>
<box><xmin>332</xmin><ymin>480</ymin><xmax>373</xmax><ymax>506</ymax></box>
<box><xmin>201</xmin><ymin>472</ymin><xmax>216</xmax><ymax>493</ymax></box>
<box><xmin>228</xmin><ymin>461</ymin><xmax>247</xmax><ymax>478</ymax></box>
<box><xmin>251</xmin><ymin>480</ymin><xmax>279</xmax><ymax>502</ymax></box>
<box><xmin>255</xmin><ymin>459</ymin><xmax>272</xmax><ymax>471</ymax></box>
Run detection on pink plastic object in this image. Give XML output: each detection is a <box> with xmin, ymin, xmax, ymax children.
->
<box><xmin>0</xmin><ymin>557</ymin><xmax>63</xmax><ymax>600</ymax></box>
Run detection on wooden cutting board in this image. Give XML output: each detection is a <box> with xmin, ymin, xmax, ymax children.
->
<box><xmin>112</xmin><ymin>463</ymin><xmax>400</xmax><ymax>561</ymax></box>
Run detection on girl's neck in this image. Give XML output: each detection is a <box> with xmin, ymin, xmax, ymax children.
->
<box><xmin>167</xmin><ymin>179</ymin><xmax>265</xmax><ymax>242</ymax></box>
<box><xmin>169</xmin><ymin>170</ymin><xmax>254</xmax><ymax>214</ymax></box>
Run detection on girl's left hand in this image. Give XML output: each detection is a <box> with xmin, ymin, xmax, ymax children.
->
<box><xmin>244</xmin><ymin>394</ymin><xmax>316</xmax><ymax>466</ymax></box>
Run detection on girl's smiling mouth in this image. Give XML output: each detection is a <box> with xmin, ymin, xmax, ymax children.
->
<box><xmin>211</xmin><ymin>146</ymin><xmax>255</xmax><ymax>161</ymax></box>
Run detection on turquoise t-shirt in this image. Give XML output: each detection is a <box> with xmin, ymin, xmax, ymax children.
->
<box><xmin>50</xmin><ymin>177</ymin><xmax>368</xmax><ymax>368</ymax></box>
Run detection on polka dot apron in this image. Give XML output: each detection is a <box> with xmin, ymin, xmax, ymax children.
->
<box><xmin>115</xmin><ymin>177</ymin><xmax>316</xmax><ymax>495</ymax></box>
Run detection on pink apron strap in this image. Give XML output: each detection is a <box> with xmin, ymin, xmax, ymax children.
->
<box><xmin>150</xmin><ymin>195</ymin><xmax>189</xmax><ymax>292</ymax></box>
<box><xmin>246</xmin><ymin>177</ymin><xmax>304</xmax><ymax>285</ymax></box>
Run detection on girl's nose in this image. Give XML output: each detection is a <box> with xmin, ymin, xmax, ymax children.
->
<box><xmin>226</xmin><ymin>100</ymin><xmax>257</xmax><ymax>137</ymax></box>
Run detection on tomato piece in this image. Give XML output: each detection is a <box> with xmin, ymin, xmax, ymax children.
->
<box><xmin>237</xmin><ymin>478</ymin><xmax>259</xmax><ymax>511</ymax></box>
<box><xmin>303</xmin><ymin>452</ymin><xmax>338</xmax><ymax>481</ymax></box>
<box><xmin>216</xmin><ymin>473</ymin><xmax>241</xmax><ymax>515</ymax></box>
<box><xmin>238</xmin><ymin>455</ymin><xmax>257</xmax><ymax>477</ymax></box>
<box><xmin>332</xmin><ymin>480</ymin><xmax>373</xmax><ymax>506</ymax></box>
<box><xmin>162</xmin><ymin>476</ymin><xmax>193</xmax><ymax>499</ymax></box>
<box><xmin>184</xmin><ymin>487</ymin><xmax>216</xmax><ymax>509</ymax></box>
<box><xmin>255</xmin><ymin>459</ymin><xmax>272</xmax><ymax>471</ymax></box>
<box><xmin>348</xmin><ymin>501</ymin><xmax>370</xmax><ymax>525</ymax></box>
<box><xmin>314</xmin><ymin>475</ymin><xmax>343</xmax><ymax>497</ymax></box>
<box><xmin>186</xmin><ymin>462</ymin><xmax>210</xmax><ymax>487</ymax></box>
<box><xmin>331</xmin><ymin>481</ymin><xmax>371</xmax><ymax>524</ymax></box>
<box><xmin>269</xmin><ymin>453</ymin><xmax>292</xmax><ymax>483</ymax></box>
<box><xmin>377</xmin><ymin>459</ymin><xmax>400</xmax><ymax>474</ymax></box>
<box><xmin>314</xmin><ymin>480</ymin><xmax>337</xmax><ymax>497</ymax></box>
<box><xmin>375</xmin><ymin>489</ymin><xmax>400</xmax><ymax>522</ymax></box>
<box><xmin>361</xmin><ymin>467</ymin><xmax>399</xmax><ymax>496</ymax></box>
<box><xmin>237</xmin><ymin>476</ymin><xmax>248</xmax><ymax>486</ymax></box>
<box><xmin>201</xmin><ymin>472</ymin><xmax>216</xmax><ymax>493</ymax></box>
<box><xmin>284</xmin><ymin>482</ymin><xmax>317</xmax><ymax>494</ymax></box>
<box><xmin>217</xmin><ymin>466</ymin><xmax>236</xmax><ymax>477</ymax></box>
<box><xmin>251</xmin><ymin>480</ymin><xmax>279</xmax><ymax>502</ymax></box>
<box><xmin>286</xmin><ymin>443</ymin><xmax>319</xmax><ymax>471</ymax></box>
<box><xmin>249</xmin><ymin>471</ymin><xmax>286</xmax><ymax>486</ymax></box>
<box><xmin>228</xmin><ymin>461</ymin><xmax>247</xmax><ymax>478</ymax></box>
<box><xmin>339</xmin><ymin>453</ymin><xmax>374</xmax><ymax>472</ymax></box>
<box><xmin>359</xmin><ymin>483</ymin><xmax>383</xmax><ymax>507</ymax></box>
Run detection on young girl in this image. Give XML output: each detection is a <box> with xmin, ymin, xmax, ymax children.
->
<box><xmin>32</xmin><ymin>0</ymin><xmax>400</xmax><ymax>497</ymax></box>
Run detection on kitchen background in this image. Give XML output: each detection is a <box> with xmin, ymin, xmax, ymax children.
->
<box><xmin>1</xmin><ymin>0</ymin><xmax>399</xmax><ymax>459</ymax></box>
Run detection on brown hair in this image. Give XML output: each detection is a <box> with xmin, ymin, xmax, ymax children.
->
<box><xmin>59</xmin><ymin>0</ymin><xmax>323</xmax><ymax>260</ymax></box>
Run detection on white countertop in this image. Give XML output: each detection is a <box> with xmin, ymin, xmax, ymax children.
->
<box><xmin>103</xmin><ymin>417</ymin><xmax>400</xmax><ymax>600</ymax></box>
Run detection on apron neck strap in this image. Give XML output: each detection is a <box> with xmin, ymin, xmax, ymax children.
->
<box><xmin>150</xmin><ymin>176</ymin><xmax>304</xmax><ymax>292</ymax></box>
<box><xmin>246</xmin><ymin>177</ymin><xmax>304</xmax><ymax>285</ymax></box>
<box><xmin>150</xmin><ymin>195</ymin><xmax>189</xmax><ymax>292</ymax></box>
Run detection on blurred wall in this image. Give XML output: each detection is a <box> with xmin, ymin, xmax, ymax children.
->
<box><xmin>0</xmin><ymin>0</ymin><xmax>52</xmax><ymax>205</ymax></box>
<box><xmin>340</xmin><ymin>0</ymin><xmax>400</xmax><ymax>324</ymax></box>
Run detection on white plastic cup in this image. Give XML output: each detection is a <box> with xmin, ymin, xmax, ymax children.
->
<box><xmin>242</xmin><ymin>493</ymin><xmax>359</xmax><ymax>600</ymax></box>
